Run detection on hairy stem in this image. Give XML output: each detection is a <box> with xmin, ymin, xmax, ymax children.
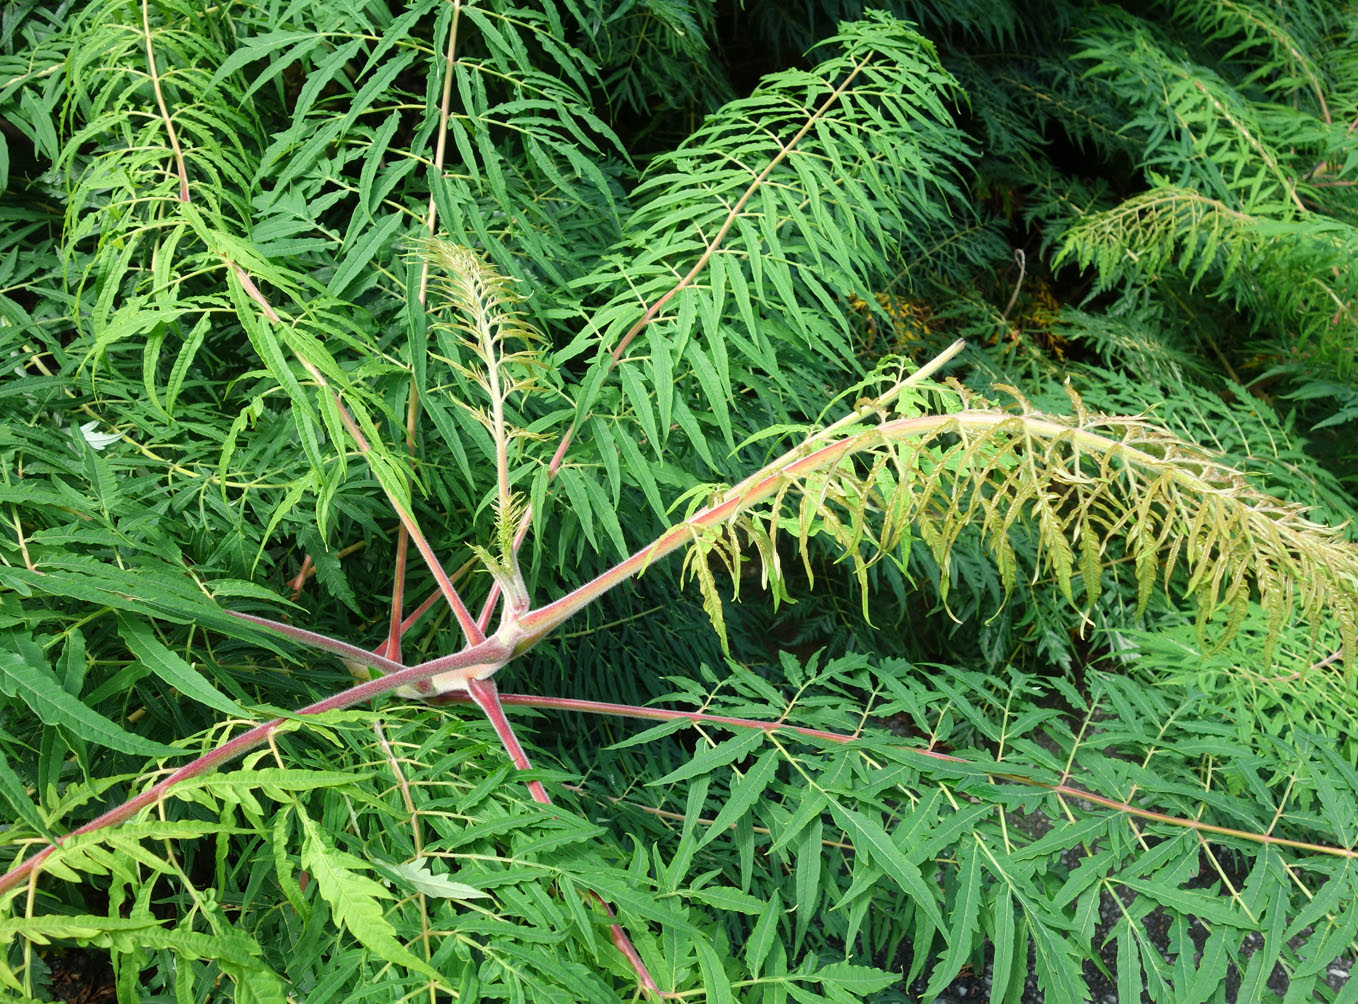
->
<box><xmin>509</xmin><ymin>402</ymin><xmax>1328</xmax><ymax>652</ymax></box>
<box><xmin>466</xmin><ymin>679</ymin><xmax>549</xmax><ymax>805</ymax></box>
<box><xmin>300</xmin><ymin>353</ymin><xmax>484</xmax><ymax>646</ymax></box>
<box><xmin>511</xmin><ymin>414</ymin><xmax>954</xmax><ymax>647</ymax></box>
<box><xmin>0</xmin><ymin>637</ymin><xmax>510</xmax><ymax>896</ymax></box>
<box><xmin>385</xmin><ymin>500</ymin><xmax>412</xmax><ymax>660</ymax></box>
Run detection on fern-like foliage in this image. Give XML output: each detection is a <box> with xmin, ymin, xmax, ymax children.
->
<box><xmin>560</xmin><ymin>14</ymin><xmax>975</xmax><ymax>484</ymax></box>
<box><xmin>1051</xmin><ymin>4</ymin><xmax>1358</xmax><ymax>394</ymax></box>
<box><xmin>671</xmin><ymin>374</ymin><xmax>1358</xmax><ymax>670</ymax></box>
<box><xmin>2</xmin><ymin>1</ymin><xmax>1358</xmax><ymax>1003</ymax></box>
<box><xmin>1058</xmin><ymin>188</ymin><xmax>1358</xmax><ymax>380</ymax></box>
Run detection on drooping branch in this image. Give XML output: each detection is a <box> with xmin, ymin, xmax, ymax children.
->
<box><xmin>510</xmin><ymin>399</ymin><xmax>1358</xmax><ymax>663</ymax></box>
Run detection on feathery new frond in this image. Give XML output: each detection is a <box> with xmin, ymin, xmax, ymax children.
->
<box><xmin>422</xmin><ymin>239</ymin><xmax>549</xmax><ymax>429</ymax></box>
<box><xmin>422</xmin><ymin>239</ymin><xmax>547</xmax><ymax>618</ymax></box>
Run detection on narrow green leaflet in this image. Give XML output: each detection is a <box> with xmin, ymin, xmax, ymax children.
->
<box><xmin>0</xmin><ymin>644</ymin><xmax>179</xmax><ymax>757</ymax></box>
<box><xmin>687</xmin><ymin>885</ymin><xmax>766</xmax><ymax>914</ymax></box>
<box><xmin>769</xmin><ymin>787</ymin><xmax>828</xmax><ymax>854</ymax></box>
<box><xmin>619</xmin><ymin>361</ymin><xmax>659</xmax><ymax>452</ymax></box>
<box><xmin>1185</xmin><ymin>928</ymin><xmax>1230</xmax><ymax>1004</ymax></box>
<box><xmin>0</xmin><ymin>563</ymin><xmax>261</xmax><ymax>638</ymax></box>
<box><xmin>826</xmin><ymin>800</ymin><xmax>944</xmax><ymax>929</ymax></box>
<box><xmin>329</xmin><ymin>212</ymin><xmax>404</xmax><ymax>298</ymax></box>
<box><xmin>1120</xmin><ymin>878</ymin><xmax>1253</xmax><ymax>928</ymax></box>
<box><xmin>616</xmin><ymin>430</ymin><xmax>669</xmax><ymax>521</ymax></box>
<box><xmin>815</xmin><ymin>961</ymin><xmax>898</xmax><ymax>996</ymax></box>
<box><xmin>222</xmin><ymin>960</ymin><xmax>290</xmax><ymax>1004</ymax></box>
<box><xmin>686</xmin><ymin>342</ymin><xmax>734</xmax><ymax>451</ymax></box>
<box><xmin>0</xmin><ymin>746</ymin><xmax>50</xmax><ymax>839</ymax></box>
<box><xmin>574</xmin><ymin>871</ymin><xmax>701</xmax><ymax>935</ymax></box>
<box><xmin>1029</xmin><ymin>904</ymin><xmax>1088</xmax><ymax>1002</ymax></box>
<box><xmin>924</xmin><ymin>837</ymin><xmax>983</xmax><ymax>997</ymax></box>
<box><xmin>0</xmin><ymin>913</ymin><xmax>164</xmax><ymax>947</ymax></box>
<box><xmin>989</xmin><ymin>886</ymin><xmax>1016</xmax><ymax>1004</ymax></box>
<box><xmin>1117</xmin><ymin>923</ymin><xmax>1141</xmax><ymax>1004</ymax></box>
<box><xmin>605</xmin><ymin>716</ymin><xmax>692</xmax><ymax>751</ymax></box>
<box><xmin>298</xmin><ymin>811</ymin><xmax>448</xmax><ymax>987</ymax></box>
<box><xmin>648</xmin><ymin>728</ymin><xmax>766</xmax><ymax>787</ymax></box>
<box><xmin>793</xmin><ymin>818</ymin><xmax>823</xmax><ymax>950</ymax></box>
<box><xmin>745</xmin><ymin>889</ymin><xmax>782</xmax><ymax>977</ymax></box>
<box><xmin>697</xmin><ymin>747</ymin><xmax>778</xmax><ymax>849</ymax></box>
<box><xmin>695</xmin><ymin>938</ymin><xmax>736</xmax><ymax>1004</ymax></box>
<box><xmin>118</xmin><ymin>616</ymin><xmax>250</xmax><ymax>718</ymax></box>
<box><xmin>388</xmin><ymin>858</ymin><xmax>493</xmax><ymax>901</ymax></box>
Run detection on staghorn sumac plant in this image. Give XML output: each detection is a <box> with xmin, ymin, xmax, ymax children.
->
<box><xmin>5</xmin><ymin>270</ymin><xmax>1358</xmax><ymax>997</ymax></box>
<box><xmin>3</xmin><ymin>2</ymin><xmax>1358</xmax><ymax>1002</ymax></box>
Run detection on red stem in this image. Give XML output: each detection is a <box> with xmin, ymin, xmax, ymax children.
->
<box><xmin>228</xmin><ymin>262</ymin><xmax>484</xmax><ymax>647</ymax></box>
<box><xmin>464</xmin><ymin>680</ymin><xmax>667</xmax><ymax>997</ymax></box>
<box><xmin>393</xmin><ymin>0</ymin><xmax>461</xmax><ymax>647</ymax></box>
<box><xmin>428</xmin><ymin>692</ymin><xmax>1357</xmax><ymax>861</ymax></box>
<box><xmin>509</xmin><ymin>417</ymin><xmax>931</xmax><ymax>648</ymax></box>
<box><xmin>466</xmin><ymin>679</ymin><xmax>550</xmax><ymax>805</ymax></box>
<box><xmin>386</xmin><ymin>516</ymin><xmax>411</xmax><ymax>662</ymax></box>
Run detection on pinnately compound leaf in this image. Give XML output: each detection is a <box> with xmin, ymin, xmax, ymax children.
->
<box><xmin>298</xmin><ymin>810</ymin><xmax>447</xmax><ymax>987</ymax></box>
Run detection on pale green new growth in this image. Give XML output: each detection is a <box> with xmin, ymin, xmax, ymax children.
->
<box><xmin>674</xmin><ymin>368</ymin><xmax>1358</xmax><ymax>669</ymax></box>
<box><xmin>422</xmin><ymin>240</ymin><xmax>544</xmax><ymax>621</ymax></box>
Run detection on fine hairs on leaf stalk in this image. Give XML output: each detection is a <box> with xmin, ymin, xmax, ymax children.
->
<box><xmin>4</xmin><ymin>3</ymin><xmax>1358</xmax><ymax>1002</ymax></box>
